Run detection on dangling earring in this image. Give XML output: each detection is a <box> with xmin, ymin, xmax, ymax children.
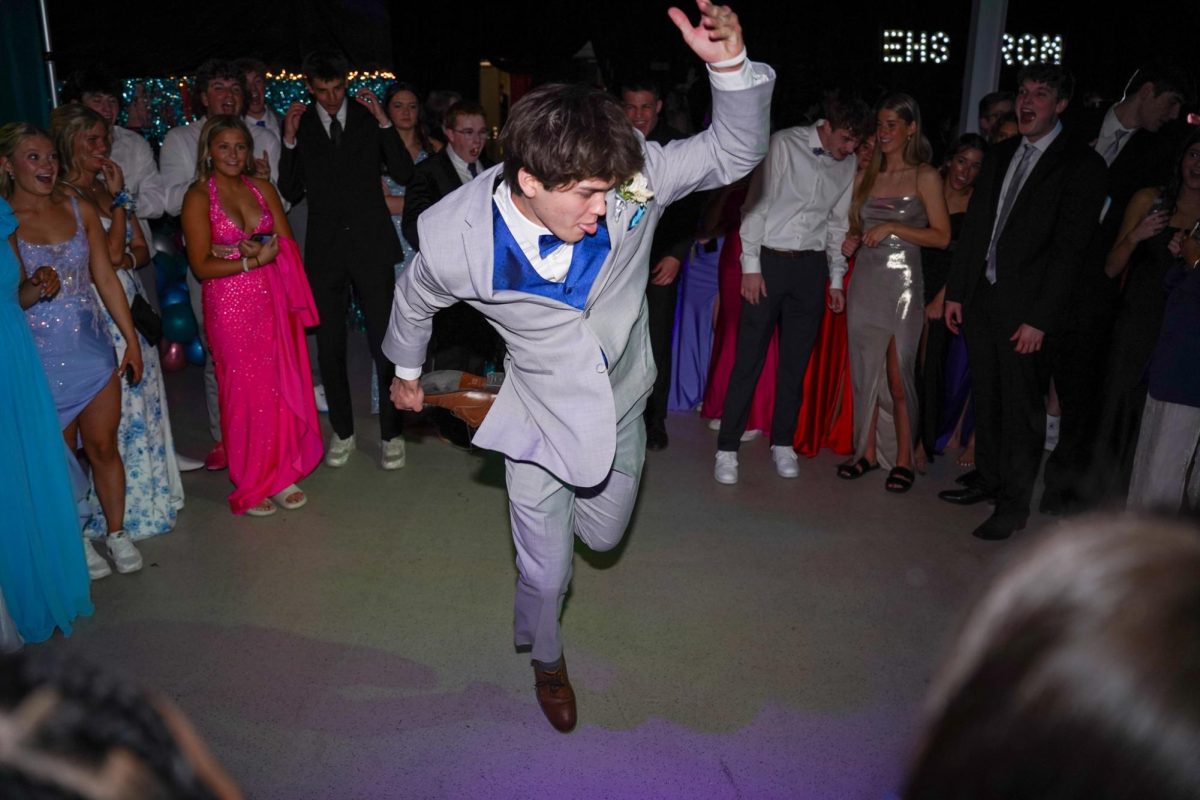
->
<box><xmin>205</xmin><ymin>156</ymin><xmax>212</xmax><ymax>168</ymax></box>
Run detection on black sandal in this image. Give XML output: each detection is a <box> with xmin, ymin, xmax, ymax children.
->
<box><xmin>836</xmin><ymin>458</ymin><xmax>879</xmax><ymax>480</ymax></box>
<box><xmin>885</xmin><ymin>466</ymin><xmax>915</xmax><ymax>493</ymax></box>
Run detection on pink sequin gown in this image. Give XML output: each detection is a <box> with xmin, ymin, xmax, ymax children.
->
<box><xmin>203</xmin><ymin>176</ymin><xmax>322</xmax><ymax>514</ymax></box>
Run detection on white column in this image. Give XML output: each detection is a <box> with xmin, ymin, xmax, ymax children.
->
<box><xmin>959</xmin><ymin>0</ymin><xmax>1009</xmax><ymax>136</ymax></box>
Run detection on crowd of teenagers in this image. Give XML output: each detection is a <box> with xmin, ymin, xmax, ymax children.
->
<box><xmin>2</xmin><ymin>34</ymin><xmax>1199</xmax><ymax>739</ymax></box>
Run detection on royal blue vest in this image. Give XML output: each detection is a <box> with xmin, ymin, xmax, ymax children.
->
<box><xmin>491</xmin><ymin>202</ymin><xmax>610</xmax><ymax>311</ymax></box>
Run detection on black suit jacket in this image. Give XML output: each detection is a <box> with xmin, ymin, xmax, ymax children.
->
<box><xmin>278</xmin><ymin>100</ymin><xmax>413</xmax><ymax>275</ymax></box>
<box><xmin>401</xmin><ymin>149</ymin><xmax>491</xmax><ymax>252</ymax></box>
<box><xmin>946</xmin><ymin>131</ymin><xmax>1108</xmax><ymax>334</ymax></box>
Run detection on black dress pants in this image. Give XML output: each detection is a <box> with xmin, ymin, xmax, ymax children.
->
<box><xmin>717</xmin><ymin>249</ymin><xmax>827</xmax><ymax>451</ymax></box>
<box><xmin>964</xmin><ymin>281</ymin><xmax>1046</xmax><ymax>522</ymax></box>
<box><xmin>309</xmin><ymin>258</ymin><xmax>401</xmax><ymax>442</ymax></box>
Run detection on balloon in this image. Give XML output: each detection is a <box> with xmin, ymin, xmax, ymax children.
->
<box><xmin>152</xmin><ymin>229</ymin><xmax>177</xmax><ymax>257</ymax></box>
<box><xmin>162</xmin><ymin>303</ymin><xmax>198</xmax><ymax>343</ymax></box>
<box><xmin>160</xmin><ymin>281</ymin><xmax>189</xmax><ymax>308</ymax></box>
<box><xmin>185</xmin><ymin>336</ymin><xmax>206</xmax><ymax>366</ymax></box>
<box><xmin>160</xmin><ymin>341</ymin><xmax>187</xmax><ymax>372</ymax></box>
<box><xmin>152</xmin><ymin>252</ymin><xmax>189</xmax><ymax>285</ymax></box>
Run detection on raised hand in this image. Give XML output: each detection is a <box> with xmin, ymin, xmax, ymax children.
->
<box><xmin>99</xmin><ymin>157</ymin><xmax>125</xmax><ymax>197</ymax></box>
<box><xmin>252</xmin><ymin>150</ymin><xmax>271</xmax><ymax>179</ymax></box>
<box><xmin>667</xmin><ymin>0</ymin><xmax>745</xmax><ymax>68</ymax></box>
<box><xmin>283</xmin><ymin>102</ymin><xmax>307</xmax><ymax>146</ymax></box>
<box><xmin>355</xmin><ymin>88</ymin><xmax>388</xmax><ymax>125</ymax></box>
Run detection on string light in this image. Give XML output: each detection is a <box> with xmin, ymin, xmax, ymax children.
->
<box><xmin>101</xmin><ymin>71</ymin><xmax>399</xmax><ymax>147</ymax></box>
<box><xmin>881</xmin><ymin>30</ymin><xmax>1063</xmax><ymax>67</ymax></box>
<box><xmin>881</xmin><ymin>30</ymin><xmax>951</xmax><ymax>64</ymax></box>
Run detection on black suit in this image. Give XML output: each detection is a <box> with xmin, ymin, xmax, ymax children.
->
<box><xmin>946</xmin><ymin>130</ymin><xmax>1107</xmax><ymax>524</ymax></box>
<box><xmin>643</xmin><ymin>121</ymin><xmax>707</xmax><ymax>435</ymax></box>
<box><xmin>400</xmin><ymin>149</ymin><xmax>502</xmax><ymax>380</ymax></box>
<box><xmin>279</xmin><ymin>100</ymin><xmax>413</xmax><ymax>442</ymax></box>
<box><xmin>1043</xmin><ymin>121</ymin><xmax>1175</xmax><ymax>508</ymax></box>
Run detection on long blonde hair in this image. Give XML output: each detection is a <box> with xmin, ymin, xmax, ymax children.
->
<box><xmin>49</xmin><ymin>102</ymin><xmax>108</xmax><ymax>181</ymax></box>
<box><xmin>850</xmin><ymin>93</ymin><xmax>932</xmax><ymax>233</ymax></box>
<box><xmin>0</xmin><ymin>122</ymin><xmax>53</xmax><ymax>199</ymax></box>
<box><xmin>193</xmin><ymin>115</ymin><xmax>254</xmax><ymax>183</ymax></box>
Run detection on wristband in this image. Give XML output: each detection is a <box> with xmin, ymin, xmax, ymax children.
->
<box><xmin>241</xmin><ymin>257</ymin><xmax>250</xmax><ymax>272</ymax></box>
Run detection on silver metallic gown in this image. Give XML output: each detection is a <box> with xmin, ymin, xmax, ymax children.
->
<box><xmin>847</xmin><ymin>194</ymin><xmax>927</xmax><ymax>469</ymax></box>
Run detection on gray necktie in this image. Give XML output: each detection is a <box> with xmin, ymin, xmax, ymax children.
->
<box><xmin>986</xmin><ymin>143</ymin><xmax>1035</xmax><ymax>284</ymax></box>
<box><xmin>1102</xmin><ymin>129</ymin><xmax>1128</xmax><ymax>166</ymax></box>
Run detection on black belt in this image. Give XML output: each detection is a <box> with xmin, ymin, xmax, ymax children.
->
<box><xmin>762</xmin><ymin>246</ymin><xmax>822</xmax><ymax>259</ymax></box>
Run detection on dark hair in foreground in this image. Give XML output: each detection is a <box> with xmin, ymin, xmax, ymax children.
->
<box><xmin>822</xmin><ymin>91</ymin><xmax>873</xmax><ymax>140</ymax></box>
<box><xmin>500</xmin><ymin>83</ymin><xmax>644</xmax><ymax>192</ymax></box>
<box><xmin>192</xmin><ymin>59</ymin><xmax>246</xmax><ymax>102</ymax></box>
<box><xmin>1160</xmin><ymin>127</ymin><xmax>1200</xmax><ymax>215</ymax></box>
<box><xmin>301</xmin><ymin>50</ymin><xmax>349</xmax><ymax>84</ymax></box>
<box><xmin>60</xmin><ymin>68</ymin><xmax>121</xmax><ymax>104</ymax></box>
<box><xmin>948</xmin><ymin>132</ymin><xmax>988</xmax><ymax>161</ymax></box>
<box><xmin>977</xmin><ymin>90</ymin><xmax>1014</xmax><ymax>118</ymax></box>
<box><xmin>1016</xmin><ymin>63</ymin><xmax>1075</xmax><ymax>102</ymax></box>
<box><xmin>0</xmin><ymin>649</ymin><xmax>218</xmax><ymax>799</ymax></box>
<box><xmin>904</xmin><ymin>515</ymin><xmax>1200</xmax><ymax>800</ymax></box>
<box><xmin>1124</xmin><ymin>63</ymin><xmax>1194</xmax><ymax>104</ymax></box>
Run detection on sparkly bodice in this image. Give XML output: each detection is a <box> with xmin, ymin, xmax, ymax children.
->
<box><xmin>208</xmin><ymin>176</ymin><xmax>273</xmax><ymax>253</ymax></box>
<box><xmin>20</xmin><ymin>197</ymin><xmax>105</xmax><ymax>334</ymax></box>
<box><xmin>861</xmin><ymin>195</ymin><xmax>928</xmax><ymax>242</ymax></box>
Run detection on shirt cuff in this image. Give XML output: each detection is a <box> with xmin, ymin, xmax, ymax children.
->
<box><xmin>739</xmin><ymin>253</ymin><xmax>762</xmax><ymax>275</ymax></box>
<box><xmin>394</xmin><ymin>365</ymin><xmax>422</xmax><ymax>380</ymax></box>
<box><xmin>379</xmin><ymin>122</ymin><xmax>393</xmax><ymax>130</ymax></box>
<box><xmin>283</xmin><ymin>139</ymin><xmax>296</xmax><ymax>150</ymax></box>
<box><xmin>705</xmin><ymin>50</ymin><xmax>753</xmax><ymax>91</ymax></box>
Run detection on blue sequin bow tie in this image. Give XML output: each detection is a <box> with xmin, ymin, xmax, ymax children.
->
<box><xmin>812</xmin><ymin>147</ymin><xmax>826</xmax><ymax>156</ymax></box>
<box><xmin>538</xmin><ymin>233</ymin><xmax>567</xmax><ymax>258</ymax></box>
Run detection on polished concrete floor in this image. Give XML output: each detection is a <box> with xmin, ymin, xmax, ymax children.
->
<box><xmin>43</xmin><ymin>338</ymin><xmax>1060</xmax><ymax>799</ymax></box>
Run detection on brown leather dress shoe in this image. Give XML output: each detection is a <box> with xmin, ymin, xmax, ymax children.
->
<box><xmin>533</xmin><ymin>658</ymin><xmax>577</xmax><ymax>733</ymax></box>
<box><xmin>420</xmin><ymin>370</ymin><xmax>502</xmax><ymax>429</ymax></box>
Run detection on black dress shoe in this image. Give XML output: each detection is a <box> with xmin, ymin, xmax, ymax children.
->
<box><xmin>971</xmin><ymin>514</ymin><xmax>1027</xmax><ymax>541</ymax></box>
<box><xmin>938</xmin><ymin>485</ymin><xmax>994</xmax><ymax>505</ymax></box>
<box><xmin>645</xmin><ymin>426</ymin><xmax>669</xmax><ymax>451</ymax></box>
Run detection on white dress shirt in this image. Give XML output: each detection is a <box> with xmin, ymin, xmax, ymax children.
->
<box><xmin>446</xmin><ymin>146</ymin><xmax>478</xmax><ymax>185</ymax></box>
<box><xmin>244</xmin><ymin>107</ymin><xmax>282</xmax><ymax>139</ymax></box>
<box><xmin>738</xmin><ymin>123</ymin><xmax>856</xmax><ymax>288</ymax></box>
<box><xmin>988</xmin><ymin>121</ymin><xmax>1063</xmax><ymax>247</ymax></box>
<box><xmin>1093</xmin><ymin>105</ymin><xmax>1135</xmax><ymax>164</ymax></box>
<box><xmin>110</xmin><ymin>125</ymin><xmax>165</xmax><ymax>220</ymax></box>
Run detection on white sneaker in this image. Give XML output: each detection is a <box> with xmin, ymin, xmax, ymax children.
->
<box><xmin>325</xmin><ymin>433</ymin><xmax>355</xmax><ymax>467</ymax></box>
<box><xmin>105</xmin><ymin>531</ymin><xmax>143</xmax><ymax>574</ymax></box>
<box><xmin>707</xmin><ymin>418</ymin><xmax>721</xmax><ymax>431</ymax></box>
<box><xmin>740</xmin><ymin>429</ymin><xmax>762</xmax><ymax>442</ymax></box>
<box><xmin>314</xmin><ymin>384</ymin><xmax>329</xmax><ymax>414</ymax></box>
<box><xmin>175</xmin><ymin>452</ymin><xmax>205</xmax><ymax>472</ymax></box>
<box><xmin>714</xmin><ymin>451</ymin><xmax>739</xmax><ymax>484</ymax></box>
<box><xmin>771</xmin><ymin>445</ymin><xmax>800</xmax><ymax>478</ymax></box>
<box><xmin>381</xmin><ymin>437</ymin><xmax>406</xmax><ymax>470</ymax></box>
<box><xmin>83</xmin><ymin>537</ymin><xmax>111</xmax><ymax>580</ymax></box>
<box><xmin>1044</xmin><ymin>414</ymin><xmax>1060</xmax><ymax>451</ymax></box>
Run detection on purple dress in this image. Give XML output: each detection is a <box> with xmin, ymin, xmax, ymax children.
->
<box><xmin>20</xmin><ymin>197</ymin><xmax>115</xmax><ymax>427</ymax></box>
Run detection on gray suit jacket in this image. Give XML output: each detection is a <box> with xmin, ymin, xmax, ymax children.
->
<box><xmin>385</xmin><ymin>64</ymin><xmax>774</xmax><ymax>487</ymax></box>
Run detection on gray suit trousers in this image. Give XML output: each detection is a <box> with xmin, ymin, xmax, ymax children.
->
<box><xmin>506</xmin><ymin>404</ymin><xmax>647</xmax><ymax>662</ymax></box>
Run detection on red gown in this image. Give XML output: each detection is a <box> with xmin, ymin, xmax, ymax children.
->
<box><xmin>792</xmin><ymin>257</ymin><xmax>855</xmax><ymax>457</ymax></box>
<box><xmin>700</xmin><ymin>227</ymin><xmax>778</xmax><ymax>433</ymax></box>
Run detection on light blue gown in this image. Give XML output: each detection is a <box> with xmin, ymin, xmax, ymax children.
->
<box><xmin>0</xmin><ymin>196</ymin><xmax>93</xmax><ymax>644</ymax></box>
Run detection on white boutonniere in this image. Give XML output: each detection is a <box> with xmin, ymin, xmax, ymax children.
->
<box><xmin>616</xmin><ymin>172</ymin><xmax>654</xmax><ymax>231</ymax></box>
